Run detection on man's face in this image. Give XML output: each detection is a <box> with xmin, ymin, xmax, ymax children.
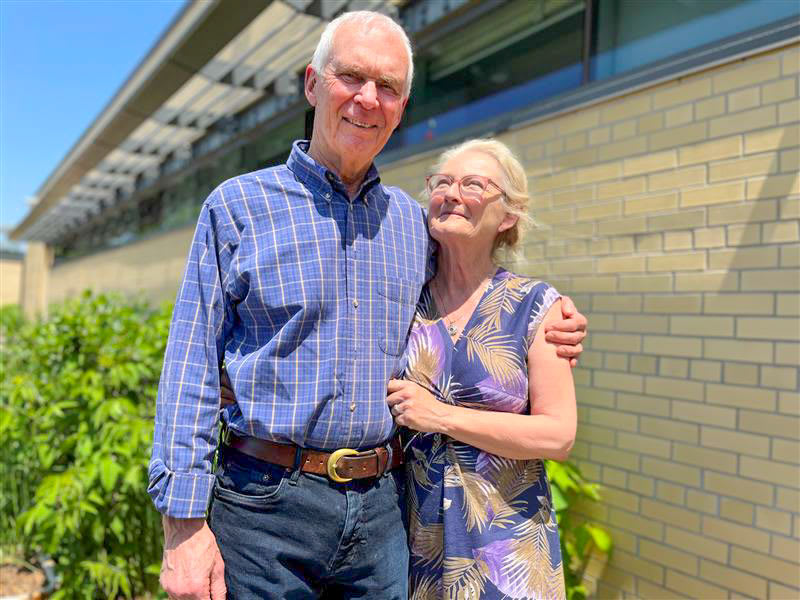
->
<box><xmin>305</xmin><ymin>22</ymin><xmax>409</xmax><ymax>180</ymax></box>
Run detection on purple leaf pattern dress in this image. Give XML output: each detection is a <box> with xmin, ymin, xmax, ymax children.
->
<box><xmin>404</xmin><ymin>268</ymin><xmax>565</xmax><ymax>600</ymax></box>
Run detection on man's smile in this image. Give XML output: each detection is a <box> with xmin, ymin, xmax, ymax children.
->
<box><xmin>343</xmin><ymin>116</ymin><xmax>377</xmax><ymax>129</ymax></box>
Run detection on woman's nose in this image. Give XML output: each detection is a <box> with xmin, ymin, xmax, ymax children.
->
<box><xmin>444</xmin><ymin>179</ymin><xmax>462</xmax><ymax>202</ymax></box>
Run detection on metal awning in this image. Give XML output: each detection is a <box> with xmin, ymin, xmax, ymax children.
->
<box><xmin>12</xmin><ymin>0</ymin><xmax>396</xmax><ymax>243</ymax></box>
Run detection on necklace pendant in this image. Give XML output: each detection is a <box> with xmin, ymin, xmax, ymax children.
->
<box><xmin>447</xmin><ymin>324</ymin><xmax>458</xmax><ymax>336</ymax></box>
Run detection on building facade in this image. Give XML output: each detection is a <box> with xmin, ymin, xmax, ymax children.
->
<box><xmin>0</xmin><ymin>250</ymin><xmax>23</xmax><ymax>307</ymax></box>
<box><xmin>11</xmin><ymin>0</ymin><xmax>800</xmax><ymax>597</ymax></box>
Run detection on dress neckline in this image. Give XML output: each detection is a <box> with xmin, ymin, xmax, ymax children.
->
<box><xmin>432</xmin><ymin>266</ymin><xmax>502</xmax><ymax>348</ymax></box>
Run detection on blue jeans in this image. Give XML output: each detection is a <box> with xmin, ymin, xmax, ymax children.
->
<box><xmin>208</xmin><ymin>446</ymin><xmax>409</xmax><ymax>599</ymax></box>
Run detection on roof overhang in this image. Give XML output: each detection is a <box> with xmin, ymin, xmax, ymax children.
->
<box><xmin>12</xmin><ymin>0</ymin><xmax>399</xmax><ymax>242</ymax></box>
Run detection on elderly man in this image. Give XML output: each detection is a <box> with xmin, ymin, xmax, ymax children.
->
<box><xmin>149</xmin><ymin>10</ymin><xmax>586</xmax><ymax>600</ymax></box>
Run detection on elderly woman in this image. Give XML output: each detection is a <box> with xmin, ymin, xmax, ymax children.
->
<box><xmin>386</xmin><ymin>139</ymin><xmax>576</xmax><ymax>600</ymax></box>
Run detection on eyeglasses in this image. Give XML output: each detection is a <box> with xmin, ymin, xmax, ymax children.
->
<box><xmin>425</xmin><ymin>174</ymin><xmax>505</xmax><ymax>202</ymax></box>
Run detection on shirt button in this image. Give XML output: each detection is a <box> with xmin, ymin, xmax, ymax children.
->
<box><xmin>352</xmin><ymin>299</ymin><xmax>359</xmax><ymax>308</ymax></box>
<box><xmin>349</xmin><ymin>403</ymin><xmax>356</xmax><ymax>412</ymax></box>
<box><xmin>325</xmin><ymin>192</ymin><xmax>331</xmax><ymax>199</ymax></box>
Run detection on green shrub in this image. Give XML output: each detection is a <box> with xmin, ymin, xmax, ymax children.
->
<box><xmin>547</xmin><ymin>460</ymin><xmax>613</xmax><ymax>600</ymax></box>
<box><xmin>1</xmin><ymin>304</ymin><xmax>31</xmax><ymax>550</ymax></box>
<box><xmin>1</xmin><ymin>292</ymin><xmax>171</xmax><ymax>598</ymax></box>
<box><xmin>1</xmin><ymin>292</ymin><xmax>611</xmax><ymax>599</ymax></box>
<box><xmin>0</xmin><ymin>303</ymin><xmax>25</xmax><ymax>339</ymax></box>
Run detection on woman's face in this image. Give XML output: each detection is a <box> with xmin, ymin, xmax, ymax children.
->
<box><xmin>427</xmin><ymin>150</ymin><xmax>518</xmax><ymax>251</ymax></box>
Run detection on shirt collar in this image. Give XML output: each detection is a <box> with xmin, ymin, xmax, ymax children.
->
<box><xmin>286</xmin><ymin>140</ymin><xmax>381</xmax><ymax>204</ymax></box>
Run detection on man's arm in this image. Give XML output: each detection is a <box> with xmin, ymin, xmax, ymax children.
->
<box><xmin>148</xmin><ymin>200</ymin><xmax>233</xmax><ymax>517</ymax></box>
<box><xmin>545</xmin><ymin>295</ymin><xmax>587</xmax><ymax>367</ymax></box>
<box><xmin>148</xmin><ymin>198</ymin><xmax>236</xmax><ymax>600</ymax></box>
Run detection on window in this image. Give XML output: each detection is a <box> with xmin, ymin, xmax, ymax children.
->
<box><xmin>383</xmin><ymin>0</ymin><xmax>798</xmax><ymax>155</ymax></box>
<box><xmin>592</xmin><ymin>0</ymin><xmax>799</xmax><ymax>80</ymax></box>
<box><xmin>388</xmin><ymin>0</ymin><xmax>585</xmax><ymax>150</ymax></box>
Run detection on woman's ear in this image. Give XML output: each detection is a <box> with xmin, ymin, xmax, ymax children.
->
<box><xmin>498</xmin><ymin>213</ymin><xmax>519</xmax><ymax>233</ymax></box>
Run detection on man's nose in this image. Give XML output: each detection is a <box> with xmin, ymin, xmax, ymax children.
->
<box><xmin>355</xmin><ymin>80</ymin><xmax>378</xmax><ymax>109</ymax></box>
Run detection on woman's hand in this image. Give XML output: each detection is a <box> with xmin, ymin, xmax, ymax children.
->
<box><xmin>387</xmin><ymin>379</ymin><xmax>453</xmax><ymax>433</ymax></box>
<box><xmin>220</xmin><ymin>367</ymin><xmax>236</xmax><ymax>407</ymax></box>
<box><xmin>544</xmin><ymin>295</ymin><xmax>587</xmax><ymax>367</ymax></box>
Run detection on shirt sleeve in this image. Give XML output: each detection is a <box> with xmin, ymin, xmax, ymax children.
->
<box><xmin>421</xmin><ymin>205</ymin><xmax>438</xmax><ymax>282</ymax></box>
<box><xmin>525</xmin><ymin>282</ymin><xmax>562</xmax><ymax>349</ymax></box>
<box><xmin>148</xmin><ymin>196</ymin><xmax>235</xmax><ymax>518</ymax></box>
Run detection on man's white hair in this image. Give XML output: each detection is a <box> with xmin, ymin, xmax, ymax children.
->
<box><xmin>310</xmin><ymin>11</ymin><xmax>414</xmax><ymax>97</ymax></box>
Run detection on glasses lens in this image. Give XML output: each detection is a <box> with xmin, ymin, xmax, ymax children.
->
<box><xmin>428</xmin><ymin>175</ymin><xmax>452</xmax><ymax>193</ymax></box>
<box><xmin>460</xmin><ymin>176</ymin><xmax>488</xmax><ymax>198</ymax></box>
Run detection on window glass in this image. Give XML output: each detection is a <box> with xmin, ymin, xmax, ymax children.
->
<box><xmin>592</xmin><ymin>0</ymin><xmax>800</xmax><ymax>79</ymax></box>
<box><xmin>386</xmin><ymin>0</ymin><xmax>585</xmax><ymax>150</ymax></box>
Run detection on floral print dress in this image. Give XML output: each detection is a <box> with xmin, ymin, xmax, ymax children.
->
<box><xmin>404</xmin><ymin>268</ymin><xmax>566</xmax><ymax>600</ymax></box>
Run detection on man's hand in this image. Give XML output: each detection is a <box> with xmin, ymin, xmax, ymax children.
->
<box><xmin>387</xmin><ymin>379</ymin><xmax>451</xmax><ymax>433</ymax></box>
<box><xmin>160</xmin><ymin>516</ymin><xmax>226</xmax><ymax>600</ymax></box>
<box><xmin>544</xmin><ymin>295</ymin><xmax>587</xmax><ymax>368</ymax></box>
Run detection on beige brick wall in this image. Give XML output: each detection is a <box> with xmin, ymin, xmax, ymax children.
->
<box><xmin>20</xmin><ymin>242</ymin><xmax>53</xmax><ymax>318</ymax></box>
<box><xmin>472</xmin><ymin>43</ymin><xmax>797</xmax><ymax>599</ymax></box>
<box><xmin>0</xmin><ymin>256</ymin><xmax>22</xmax><ymax>306</ymax></box>
<box><xmin>49</xmin><ymin>226</ymin><xmax>195</xmax><ymax>307</ymax></box>
<box><xmin>38</xmin><ymin>40</ymin><xmax>798</xmax><ymax>599</ymax></box>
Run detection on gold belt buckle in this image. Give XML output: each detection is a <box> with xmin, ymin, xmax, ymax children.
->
<box><xmin>327</xmin><ymin>448</ymin><xmax>359</xmax><ymax>482</ymax></box>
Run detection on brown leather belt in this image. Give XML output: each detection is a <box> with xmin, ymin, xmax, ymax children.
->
<box><xmin>224</xmin><ymin>431</ymin><xmax>403</xmax><ymax>483</ymax></box>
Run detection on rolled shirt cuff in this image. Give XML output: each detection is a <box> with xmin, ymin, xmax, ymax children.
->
<box><xmin>147</xmin><ymin>459</ymin><xmax>216</xmax><ymax>519</ymax></box>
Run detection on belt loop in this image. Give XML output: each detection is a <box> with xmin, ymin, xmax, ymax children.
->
<box><xmin>289</xmin><ymin>446</ymin><xmax>303</xmax><ymax>485</ymax></box>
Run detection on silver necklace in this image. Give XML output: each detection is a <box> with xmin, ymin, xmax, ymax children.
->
<box><xmin>432</xmin><ymin>266</ymin><xmax>495</xmax><ymax>338</ymax></box>
<box><xmin>431</xmin><ymin>281</ymin><xmax>463</xmax><ymax>336</ymax></box>
<box><xmin>444</xmin><ymin>314</ymin><xmax>460</xmax><ymax>337</ymax></box>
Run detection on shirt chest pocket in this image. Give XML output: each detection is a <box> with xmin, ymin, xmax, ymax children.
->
<box><xmin>376</xmin><ymin>279</ymin><xmax>419</xmax><ymax>356</ymax></box>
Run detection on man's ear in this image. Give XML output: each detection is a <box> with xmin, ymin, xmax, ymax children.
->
<box><xmin>304</xmin><ymin>64</ymin><xmax>317</xmax><ymax>107</ymax></box>
<box><xmin>395</xmin><ymin>96</ymin><xmax>409</xmax><ymax>128</ymax></box>
<box><xmin>498</xmin><ymin>213</ymin><xmax>518</xmax><ymax>233</ymax></box>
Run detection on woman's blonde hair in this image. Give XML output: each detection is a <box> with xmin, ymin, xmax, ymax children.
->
<box><xmin>428</xmin><ymin>138</ymin><xmax>533</xmax><ymax>256</ymax></box>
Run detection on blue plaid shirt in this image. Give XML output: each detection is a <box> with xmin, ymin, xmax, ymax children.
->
<box><xmin>148</xmin><ymin>141</ymin><xmax>431</xmax><ymax>517</ymax></box>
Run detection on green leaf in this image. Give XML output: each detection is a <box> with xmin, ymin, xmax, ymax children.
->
<box><xmin>119</xmin><ymin>574</ymin><xmax>132</xmax><ymax>599</ymax></box>
<box><xmin>586</xmin><ymin>523</ymin><xmax>613</xmax><ymax>554</ymax></box>
<box><xmin>110</xmin><ymin>516</ymin><xmax>125</xmax><ymax>541</ymax></box>
<box><xmin>99</xmin><ymin>457</ymin><xmax>123</xmax><ymax>492</ymax></box>
<box><xmin>550</xmin><ymin>481</ymin><xmax>569</xmax><ymax>512</ymax></box>
<box><xmin>567</xmin><ymin>584</ymin><xmax>588</xmax><ymax>600</ymax></box>
<box><xmin>546</xmin><ymin>459</ymin><xmax>613</xmax><ymax>598</ymax></box>
<box><xmin>574</xmin><ymin>523</ymin><xmax>591</xmax><ymax>558</ymax></box>
<box><xmin>92</xmin><ymin>519</ymin><xmax>105</xmax><ymax>544</ymax></box>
